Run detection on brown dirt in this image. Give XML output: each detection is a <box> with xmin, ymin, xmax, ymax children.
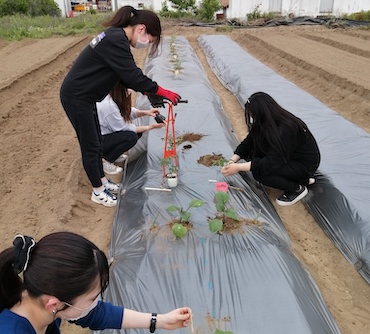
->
<box><xmin>198</xmin><ymin>153</ymin><xmax>227</xmax><ymax>167</ymax></box>
<box><xmin>0</xmin><ymin>23</ymin><xmax>369</xmax><ymax>333</ymax></box>
<box><xmin>180</xmin><ymin>132</ymin><xmax>205</xmax><ymax>143</ymax></box>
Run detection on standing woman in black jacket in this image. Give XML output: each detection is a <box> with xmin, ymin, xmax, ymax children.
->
<box><xmin>222</xmin><ymin>92</ymin><xmax>320</xmax><ymax>206</ymax></box>
<box><xmin>60</xmin><ymin>6</ymin><xmax>180</xmax><ymax>207</ymax></box>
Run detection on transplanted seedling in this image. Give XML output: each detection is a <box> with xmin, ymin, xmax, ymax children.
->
<box><xmin>208</xmin><ymin>191</ymin><xmax>239</xmax><ymax>233</ymax></box>
<box><xmin>167</xmin><ymin>199</ymin><xmax>206</xmax><ymax>238</ymax></box>
<box><xmin>211</xmin><ymin>156</ymin><xmax>227</xmax><ymax>167</ymax></box>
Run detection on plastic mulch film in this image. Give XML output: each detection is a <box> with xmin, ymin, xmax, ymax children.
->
<box><xmin>95</xmin><ymin>37</ymin><xmax>340</xmax><ymax>334</ymax></box>
<box><xmin>198</xmin><ymin>34</ymin><xmax>370</xmax><ymax>284</ymax></box>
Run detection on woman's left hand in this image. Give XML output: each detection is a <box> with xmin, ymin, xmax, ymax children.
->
<box><xmin>159</xmin><ymin>307</ymin><xmax>192</xmax><ymax>330</ymax></box>
<box><xmin>150</xmin><ymin>123</ymin><xmax>166</xmax><ymax>130</ymax></box>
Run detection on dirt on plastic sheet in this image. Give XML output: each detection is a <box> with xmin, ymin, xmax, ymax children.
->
<box><xmin>197</xmin><ymin>154</ymin><xmax>226</xmax><ymax>167</ymax></box>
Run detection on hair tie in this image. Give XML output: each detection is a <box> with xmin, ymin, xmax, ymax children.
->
<box><xmin>13</xmin><ymin>235</ymin><xmax>36</xmax><ymax>274</ymax></box>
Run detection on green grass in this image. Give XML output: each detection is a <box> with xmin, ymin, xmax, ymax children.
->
<box><xmin>341</xmin><ymin>10</ymin><xmax>370</xmax><ymax>22</ymax></box>
<box><xmin>0</xmin><ymin>13</ymin><xmax>112</xmax><ymax>40</ymax></box>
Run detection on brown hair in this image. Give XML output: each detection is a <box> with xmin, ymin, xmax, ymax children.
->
<box><xmin>110</xmin><ymin>82</ymin><xmax>132</xmax><ymax>122</ymax></box>
<box><xmin>104</xmin><ymin>5</ymin><xmax>161</xmax><ymax>56</ymax></box>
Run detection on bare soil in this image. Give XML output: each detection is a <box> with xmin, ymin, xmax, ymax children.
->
<box><xmin>1</xmin><ymin>23</ymin><xmax>369</xmax><ymax>333</ymax></box>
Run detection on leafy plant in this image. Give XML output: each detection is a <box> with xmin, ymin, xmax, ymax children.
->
<box><xmin>172</xmin><ymin>223</ymin><xmax>188</xmax><ymax>238</ymax></box>
<box><xmin>211</xmin><ymin>156</ymin><xmax>227</xmax><ymax>167</ymax></box>
<box><xmin>198</xmin><ymin>0</ymin><xmax>221</xmax><ymax>21</ymax></box>
<box><xmin>161</xmin><ymin>156</ymin><xmax>177</xmax><ymax>175</ymax></box>
<box><xmin>167</xmin><ymin>199</ymin><xmax>206</xmax><ymax>238</ymax></box>
<box><xmin>208</xmin><ymin>191</ymin><xmax>239</xmax><ymax>233</ymax></box>
<box><xmin>167</xmin><ymin>199</ymin><xmax>206</xmax><ymax>223</ymax></box>
<box><xmin>247</xmin><ymin>3</ymin><xmax>262</xmax><ymax>20</ymax></box>
<box><xmin>341</xmin><ymin>10</ymin><xmax>370</xmax><ymax>22</ymax></box>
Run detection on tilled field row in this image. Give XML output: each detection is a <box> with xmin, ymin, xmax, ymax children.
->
<box><xmin>232</xmin><ymin>29</ymin><xmax>370</xmax><ymax>133</ymax></box>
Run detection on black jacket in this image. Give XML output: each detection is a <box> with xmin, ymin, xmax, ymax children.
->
<box><xmin>60</xmin><ymin>26</ymin><xmax>157</xmax><ymax>103</ymax></box>
<box><xmin>235</xmin><ymin>124</ymin><xmax>320</xmax><ymax>176</ymax></box>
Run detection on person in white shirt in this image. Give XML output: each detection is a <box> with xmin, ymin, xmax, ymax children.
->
<box><xmin>97</xmin><ymin>82</ymin><xmax>165</xmax><ymax>175</ymax></box>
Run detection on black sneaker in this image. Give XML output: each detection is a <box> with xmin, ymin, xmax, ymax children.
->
<box><xmin>276</xmin><ymin>185</ymin><xmax>308</xmax><ymax>206</ymax></box>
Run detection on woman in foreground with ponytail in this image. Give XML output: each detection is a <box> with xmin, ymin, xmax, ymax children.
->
<box><xmin>0</xmin><ymin>232</ymin><xmax>191</xmax><ymax>333</ymax></box>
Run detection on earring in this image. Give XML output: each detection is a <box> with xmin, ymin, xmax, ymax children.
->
<box><xmin>52</xmin><ymin>309</ymin><xmax>56</xmax><ymax>315</ymax></box>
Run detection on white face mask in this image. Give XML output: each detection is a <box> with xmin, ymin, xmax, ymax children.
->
<box><xmin>64</xmin><ymin>295</ymin><xmax>100</xmax><ymax>321</ymax></box>
<box><xmin>135</xmin><ymin>30</ymin><xmax>149</xmax><ymax>49</ymax></box>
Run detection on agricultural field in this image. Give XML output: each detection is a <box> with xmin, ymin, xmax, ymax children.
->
<box><xmin>0</xmin><ymin>22</ymin><xmax>369</xmax><ymax>333</ymax></box>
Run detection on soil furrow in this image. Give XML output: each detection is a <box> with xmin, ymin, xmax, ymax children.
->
<box><xmin>341</xmin><ymin>30</ymin><xmax>370</xmax><ymax>40</ymax></box>
<box><xmin>232</xmin><ymin>32</ymin><xmax>370</xmax><ymax>133</ymax></box>
<box><xmin>0</xmin><ymin>36</ymin><xmax>89</xmax><ymax>108</ymax></box>
<box><xmin>300</xmin><ymin>33</ymin><xmax>370</xmax><ymax>58</ymax></box>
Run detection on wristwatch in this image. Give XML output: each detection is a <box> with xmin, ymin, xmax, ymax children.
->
<box><xmin>150</xmin><ymin>313</ymin><xmax>157</xmax><ymax>333</ymax></box>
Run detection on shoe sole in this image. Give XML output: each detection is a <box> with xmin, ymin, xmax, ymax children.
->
<box><xmin>91</xmin><ymin>195</ymin><xmax>117</xmax><ymax>207</ymax></box>
<box><xmin>276</xmin><ymin>187</ymin><xmax>308</xmax><ymax>206</ymax></box>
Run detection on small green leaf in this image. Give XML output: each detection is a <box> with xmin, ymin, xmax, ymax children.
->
<box><xmin>172</xmin><ymin>223</ymin><xmax>187</xmax><ymax>238</ymax></box>
<box><xmin>167</xmin><ymin>205</ymin><xmax>180</xmax><ymax>212</ymax></box>
<box><xmin>189</xmin><ymin>199</ymin><xmax>206</xmax><ymax>208</ymax></box>
<box><xmin>208</xmin><ymin>219</ymin><xmax>223</xmax><ymax>233</ymax></box>
<box><xmin>224</xmin><ymin>208</ymin><xmax>239</xmax><ymax>221</ymax></box>
<box><xmin>215</xmin><ymin>191</ymin><xmax>228</xmax><ymax>212</ymax></box>
<box><xmin>180</xmin><ymin>212</ymin><xmax>191</xmax><ymax>222</ymax></box>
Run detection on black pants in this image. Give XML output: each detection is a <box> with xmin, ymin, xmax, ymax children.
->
<box><xmin>102</xmin><ymin>131</ymin><xmax>140</xmax><ymax>162</ymax></box>
<box><xmin>61</xmin><ymin>95</ymin><xmax>104</xmax><ymax>188</ymax></box>
<box><xmin>252</xmin><ymin>161</ymin><xmax>314</xmax><ymax>192</ymax></box>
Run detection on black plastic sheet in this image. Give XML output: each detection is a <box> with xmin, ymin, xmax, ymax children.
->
<box><xmin>198</xmin><ymin>34</ymin><xmax>370</xmax><ymax>284</ymax></box>
<box><xmin>95</xmin><ymin>36</ymin><xmax>340</xmax><ymax>334</ymax></box>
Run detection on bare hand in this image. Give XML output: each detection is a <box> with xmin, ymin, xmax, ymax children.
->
<box><xmin>160</xmin><ymin>307</ymin><xmax>192</xmax><ymax>330</ymax></box>
<box><xmin>150</xmin><ymin>123</ymin><xmax>166</xmax><ymax>130</ymax></box>
<box><xmin>221</xmin><ymin>163</ymin><xmax>240</xmax><ymax>176</ymax></box>
<box><xmin>146</xmin><ymin>108</ymin><xmax>160</xmax><ymax>117</ymax></box>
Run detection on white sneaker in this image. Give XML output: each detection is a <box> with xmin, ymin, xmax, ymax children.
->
<box><xmin>115</xmin><ymin>154</ymin><xmax>128</xmax><ymax>163</ymax></box>
<box><xmin>104</xmin><ymin>179</ymin><xmax>119</xmax><ymax>194</ymax></box>
<box><xmin>103</xmin><ymin>160</ymin><xmax>123</xmax><ymax>175</ymax></box>
<box><xmin>91</xmin><ymin>189</ymin><xmax>117</xmax><ymax>207</ymax></box>
<box><xmin>276</xmin><ymin>185</ymin><xmax>308</xmax><ymax>206</ymax></box>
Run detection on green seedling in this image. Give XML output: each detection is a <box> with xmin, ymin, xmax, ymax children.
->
<box><xmin>167</xmin><ymin>199</ymin><xmax>206</xmax><ymax>238</ymax></box>
<box><xmin>211</xmin><ymin>156</ymin><xmax>227</xmax><ymax>167</ymax></box>
<box><xmin>161</xmin><ymin>156</ymin><xmax>177</xmax><ymax>175</ymax></box>
<box><xmin>208</xmin><ymin>191</ymin><xmax>239</xmax><ymax>233</ymax></box>
<box><xmin>172</xmin><ymin>223</ymin><xmax>187</xmax><ymax>238</ymax></box>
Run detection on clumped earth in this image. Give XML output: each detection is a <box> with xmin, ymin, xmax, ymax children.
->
<box><xmin>0</xmin><ymin>22</ymin><xmax>369</xmax><ymax>334</ymax></box>
<box><xmin>181</xmin><ymin>132</ymin><xmax>205</xmax><ymax>143</ymax></box>
<box><xmin>198</xmin><ymin>153</ymin><xmax>226</xmax><ymax>166</ymax></box>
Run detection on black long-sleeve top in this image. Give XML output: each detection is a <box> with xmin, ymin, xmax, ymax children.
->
<box><xmin>60</xmin><ymin>26</ymin><xmax>157</xmax><ymax>103</ymax></box>
<box><xmin>235</xmin><ymin>124</ymin><xmax>320</xmax><ymax>176</ymax></box>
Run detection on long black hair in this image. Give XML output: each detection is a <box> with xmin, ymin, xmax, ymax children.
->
<box><xmin>0</xmin><ymin>232</ymin><xmax>109</xmax><ymax>312</ymax></box>
<box><xmin>245</xmin><ymin>92</ymin><xmax>308</xmax><ymax>161</ymax></box>
<box><xmin>104</xmin><ymin>5</ymin><xmax>161</xmax><ymax>56</ymax></box>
